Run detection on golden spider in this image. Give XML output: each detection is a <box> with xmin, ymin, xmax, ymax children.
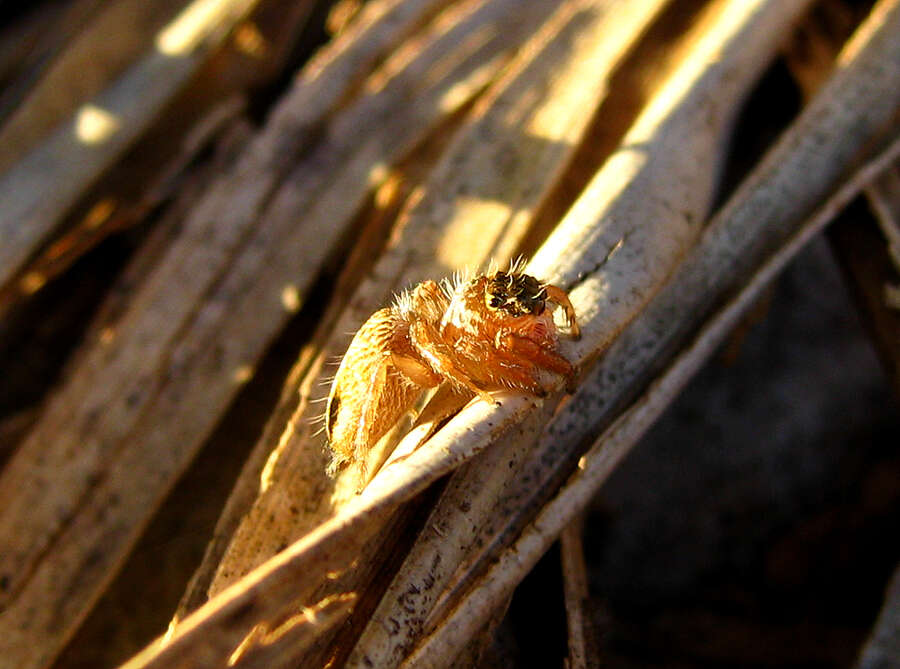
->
<box><xmin>325</xmin><ymin>263</ymin><xmax>580</xmax><ymax>475</ymax></box>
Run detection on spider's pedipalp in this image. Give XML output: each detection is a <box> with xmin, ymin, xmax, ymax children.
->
<box><xmin>542</xmin><ymin>283</ymin><xmax>580</xmax><ymax>339</ymax></box>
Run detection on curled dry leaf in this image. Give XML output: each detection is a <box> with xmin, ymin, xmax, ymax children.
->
<box><xmin>352</xmin><ymin>0</ymin><xmax>819</xmax><ymax>663</ymax></box>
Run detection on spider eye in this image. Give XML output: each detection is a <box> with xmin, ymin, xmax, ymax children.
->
<box><xmin>489</xmin><ymin>296</ymin><xmax>503</xmax><ymax>308</ymax></box>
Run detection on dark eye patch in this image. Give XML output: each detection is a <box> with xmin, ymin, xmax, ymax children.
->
<box><xmin>486</xmin><ymin>270</ymin><xmax>546</xmax><ymax>316</ymax></box>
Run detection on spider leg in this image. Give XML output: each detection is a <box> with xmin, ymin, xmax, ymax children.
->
<box><xmin>542</xmin><ymin>284</ymin><xmax>580</xmax><ymax>339</ymax></box>
<box><xmin>410</xmin><ymin>320</ymin><xmax>500</xmax><ymax>406</ymax></box>
<box><xmin>349</xmin><ymin>355</ymin><xmax>421</xmax><ymax>481</ymax></box>
<box><xmin>409</xmin><ymin>279</ymin><xmax>449</xmax><ymax>321</ymax></box>
<box><xmin>498</xmin><ymin>332</ymin><xmax>578</xmax><ymax>393</ymax></box>
<box><xmin>391</xmin><ymin>351</ymin><xmax>442</xmax><ymax>387</ymax></box>
<box><xmin>484</xmin><ymin>351</ymin><xmax>548</xmax><ymax>397</ymax></box>
<box><xmin>348</xmin><ymin>356</ymin><xmax>390</xmax><ymax>480</ymax></box>
<box><xmin>438</xmin><ymin>363</ymin><xmax>499</xmax><ymax>406</ymax></box>
<box><xmin>496</xmin><ymin>365</ymin><xmax>548</xmax><ymax>397</ymax></box>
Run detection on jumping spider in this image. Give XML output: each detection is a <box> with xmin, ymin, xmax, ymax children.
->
<box><xmin>325</xmin><ymin>264</ymin><xmax>580</xmax><ymax>474</ymax></box>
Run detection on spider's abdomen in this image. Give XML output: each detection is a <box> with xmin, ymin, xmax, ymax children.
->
<box><xmin>326</xmin><ymin>309</ymin><xmax>420</xmax><ymax>471</ymax></box>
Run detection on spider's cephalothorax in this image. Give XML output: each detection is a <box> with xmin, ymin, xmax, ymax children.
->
<box><xmin>325</xmin><ymin>265</ymin><xmax>580</xmax><ymax>477</ymax></box>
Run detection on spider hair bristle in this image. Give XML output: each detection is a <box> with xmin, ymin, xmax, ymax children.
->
<box><xmin>305</xmin><ymin>411</ymin><xmax>326</xmax><ymax>426</ymax></box>
<box><xmin>508</xmin><ymin>255</ymin><xmax>528</xmax><ymax>276</ymax></box>
<box><xmin>442</xmin><ymin>267</ymin><xmax>471</xmax><ymax>295</ymax></box>
<box><xmin>439</xmin><ymin>276</ymin><xmax>456</xmax><ymax>297</ymax></box>
<box><xmin>308</xmin><ymin>396</ymin><xmax>330</xmax><ymax>404</ymax></box>
<box><xmin>393</xmin><ymin>287</ymin><xmax>415</xmax><ymax>314</ymax></box>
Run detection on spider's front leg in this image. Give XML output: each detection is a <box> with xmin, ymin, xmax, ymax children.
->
<box><xmin>496</xmin><ymin>332</ymin><xmax>578</xmax><ymax>393</ymax></box>
<box><xmin>410</xmin><ymin>318</ymin><xmax>501</xmax><ymax>405</ymax></box>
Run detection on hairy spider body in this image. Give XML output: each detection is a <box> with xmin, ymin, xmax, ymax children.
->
<box><xmin>325</xmin><ymin>267</ymin><xmax>579</xmax><ymax>474</ymax></box>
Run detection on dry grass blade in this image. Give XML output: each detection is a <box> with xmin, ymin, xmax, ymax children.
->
<box><xmin>217</xmin><ymin>592</ymin><xmax>357</xmax><ymax>669</ymax></box>
<box><xmin>496</xmin><ymin>0</ymin><xmax>900</xmax><ymax>565</ymax></box>
<box><xmin>412</xmin><ymin>1</ymin><xmax>900</xmax><ymax>653</ymax></box>
<box><xmin>0</xmin><ymin>96</ymin><xmax>247</xmax><ymax>319</ymax></box>
<box><xmin>560</xmin><ymin>517</ymin><xmax>599</xmax><ymax>669</ymax></box>
<box><xmin>0</xmin><ymin>0</ymin><xmax>187</xmax><ymax>173</ymax></box>
<box><xmin>0</xmin><ymin>0</ymin><xmax>520</xmax><ymax>666</ymax></box>
<box><xmin>0</xmin><ymin>0</ymin><xmax>261</xmax><ymax>294</ymax></box>
<box><xmin>403</xmin><ymin>121</ymin><xmax>900</xmax><ymax>669</ymax></box>
<box><xmin>866</xmin><ymin>166</ymin><xmax>900</xmax><ymax>305</ymax></box>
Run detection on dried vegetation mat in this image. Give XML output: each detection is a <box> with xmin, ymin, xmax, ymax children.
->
<box><xmin>0</xmin><ymin>0</ymin><xmax>898</xmax><ymax>667</ymax></box>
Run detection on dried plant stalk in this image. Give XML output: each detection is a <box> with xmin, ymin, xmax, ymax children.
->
<box><xmin>560</xmin><ymin>516</ymin><xmax>598</xmax><ymax>669</ymax></box>
<box><xmin>479</xmin><ymin>0</ymin><xmax>900</xmax><ymax>573</ymax></box>
<box><xmin>0</xmin><ymin>0</ymin><xmax>331</xmax><ymax>320</ymax></box>
<box><xmin>0</xmin><ymin>0</ymin><xmax>262</xmax><ymax>293</ymax></box>
<box><xmin>404</xmin><ymin>117</ymin><xmax>900</xmax><ymax>669</ymax></box>
<box><xmin>407</xmin><ymin>4</ymin><xmax>900</xmax><ymax>655</ymax></box>
<box><xmin>867</xmin><ymin>167</ymin><xmax>900</xmax><ymax>274</ymax></box>
<box><xmin>0</xmin><ymin>0</ymin><xmax>526</xmax><ymax>666</ymax></box>
<box><xmin>0</xmin><ymin>0</ymin><xmax>187</xmax><ymax>173</ymax></box>
<box><xmin>210</xmin><ymin>593</ymin><xmax>357</xmax><ymax>669</ymax></box>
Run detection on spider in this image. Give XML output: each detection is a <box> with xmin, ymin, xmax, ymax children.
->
<box><xmin>325</xmin><ymin>263</ymin><xmax>580</xmax><ymax>475</ymax></box>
